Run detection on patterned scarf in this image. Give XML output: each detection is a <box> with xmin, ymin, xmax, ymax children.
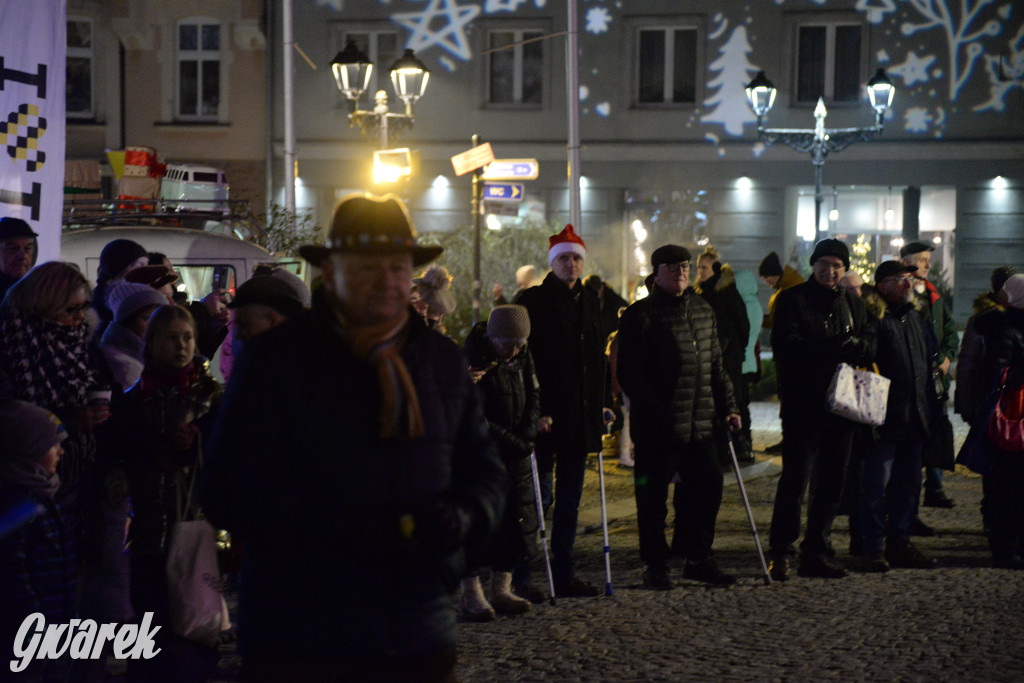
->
<box><xmin>0</xmin><ymin>304</ymin><xmax>98</xmax><ymax>409</ymax></box>
<box><xmin>330</xmin><ymin>305</ymin><xmax>424</xmax><ymax>441</ymax></box>
<box><xmin>0</xmin><ymin>305</ymin><xmax>99</xmax><ymax>507</ymax></box>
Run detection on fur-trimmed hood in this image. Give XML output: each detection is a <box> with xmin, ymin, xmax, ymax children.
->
<box><xmin>973</xmin><ymin>291</ymin><xmax>1005</xmax><ymax>316</ymax></box>
<box><xmin>693</xmin><ymin>263</ymin><xmax>736</xmax><ymax>295</ymax></box>
<box><xmin>861</xmin><ymin>283</ymin><xmax>927</xmax><ymax>320</ymax></box>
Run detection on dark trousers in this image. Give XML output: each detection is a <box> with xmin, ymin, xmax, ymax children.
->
<box><xmin>634</xmin><ymin>438</ymin><xmax>722</xmax><ymax>567</ymax></box>
<box><xmin>989</xmin><ymin>455</ymin><xmax>1024</xmax><ymax>563</ymax></box>
<box><xmin>769</xmin><ymin>418</ymin><xmax>853</xmax><ymax>560</ymax></box>
<box><xmin>240</xmin><ymin>647</ymin><xmax>457</xmax><ymax>683</ymax></box>
<box><xmin>860</xmin><ymin>438</ymin><xmax>924</xmax><ymax>552</ymax></box>
<box><xmin>536</xmin><ymin>435</ymin><xmax>587</xmax><ymax>585</ymax></box>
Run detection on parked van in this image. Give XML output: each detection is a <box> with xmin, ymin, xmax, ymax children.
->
<box><xmin>160</xmin><ymin>163</ymin><xmax>230</xmax><ymax>213</ymax></box>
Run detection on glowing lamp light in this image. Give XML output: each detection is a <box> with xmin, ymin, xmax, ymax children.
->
<box><xmin>631</xmin><ymin>220</ymin><xmax>648</xmax><ymax>243</ymax></box>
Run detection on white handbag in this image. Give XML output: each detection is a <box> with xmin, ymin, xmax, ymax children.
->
<box><xmin>824</xmin><ymin>362</ymin><xmax>891</xmax><ymax>426</ymax></box>
<box><xmin>166</xmin><ymin>448</ymin><xmax>230</xmax><ymax>647</ymax></box>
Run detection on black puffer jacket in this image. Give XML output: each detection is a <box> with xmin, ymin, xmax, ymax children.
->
<box><xmin>861</xmin><ymin>286</ymin><xmax>932</xmax><ymax>439</ymax></box>
<box><xmin>200</xmin><ymin>293</ymin><xmax>506</xmax><ymax>658</ymax></box>
<box><xmin>516</xmin><ymin>272</ymin><xmax>605</xmax><ymax>453</ymax></box>
<box><xmin>615</xmin><ymin>285</ymin><xmax>737</xmax><ymax>447</ymax></box>
<box><xmin>464</xmin><ymin>321</ymin><xmax>540</xmax><ymax>566</ymax></box>
<box><xmin>772</xmin><ymin>278</ymin><xmax>876</xmax><ymax>423</ymax></box>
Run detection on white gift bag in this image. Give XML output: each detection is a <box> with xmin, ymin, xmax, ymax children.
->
<box><xmin>824</xmin><ymin>362</ymin><xmax>891</xmax><ymax>426</ymax></box>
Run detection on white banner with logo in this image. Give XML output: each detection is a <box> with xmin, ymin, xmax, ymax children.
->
<box><xmin>0</xmin><ymin>0</ymin><xmax>67</xmax><ymax>262</ymax></box>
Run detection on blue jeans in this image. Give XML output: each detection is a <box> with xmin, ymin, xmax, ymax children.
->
<box><xmin>860</xmin><ymin>439</ymin><xmax>923</xmax><ymax>552</ymax></box>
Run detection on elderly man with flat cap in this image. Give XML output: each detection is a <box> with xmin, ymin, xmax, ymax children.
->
<box><xmin>616</xmin><ymin>244</ymin><xmax>741</xmax><ymax>589</ymax></box>
<box><xmin>0</xmin><ymin>217</ymin><xmax>38</xmax><ymax>299</ymax></box>
<box><xmin>201</xmin><ymin>193</ymin><xmax>506</xmax><ymax>682</ymax></box>
<box><xmin>767</xmin><ymin>238</ymin><xmax>876</xmax><ymax>580</ymax></box>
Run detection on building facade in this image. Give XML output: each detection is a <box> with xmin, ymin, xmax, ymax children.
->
<box><xmin>64</xmin><ymin>0</ymin><xmax>268</xmax><ymax>213</ymax></box>
<box><xmin>280</xmin><ymin>0</ymin><xmax>1024</xmax><ymax>324</ymax></box>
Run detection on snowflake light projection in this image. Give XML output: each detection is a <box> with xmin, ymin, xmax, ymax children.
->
<box><xmin>586</xmin><ymin>7</ymin><xmax>612</xmax><ymax>34</ymax></box>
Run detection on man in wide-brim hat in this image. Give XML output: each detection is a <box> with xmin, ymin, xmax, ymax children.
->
<box><xmin>202</xmin><ymin>192</ymin><xmax>506</xmax><ymax>682</ymax></box>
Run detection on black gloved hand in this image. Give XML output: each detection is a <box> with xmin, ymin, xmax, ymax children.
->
<box><xmin>407</xmin><ymin>498</ymin><xmax>475</xmax><ymax>554</ymax></box>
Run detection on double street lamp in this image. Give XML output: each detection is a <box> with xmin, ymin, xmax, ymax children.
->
<box><xmin>330</xmin><ymin>40</ymin><xmax>430</xmax><ymax>150</ymax></box>
<box><xmin>745</xmin><ymin>68</ymin><xmax>896</xmax><ymax>233</ymax></box>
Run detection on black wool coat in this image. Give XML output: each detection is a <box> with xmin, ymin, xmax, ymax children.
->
<box><xmin>200</xmin><ymin>294</ymin><xmax>506</xmax><ymax>659</ymax></box>
<box><xmin>771</xmin><ymin>278</ymin><xmax>876</xmax><ymax>424</ymax></box>
<box><xmin>516</xmin><ymin>272</ymin><xmax>605</xmax><ymax>454</ymax></box>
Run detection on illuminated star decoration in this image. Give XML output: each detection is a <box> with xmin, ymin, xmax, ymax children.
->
<box><xmin>393</xmin><ymin>0</ymin><xmax>481</xmax><ymax>61</ymax></box>
<box><xmin>890</xmin><ymin>51</ymin><xmax>937</xmax><ymax>86</ymax></box>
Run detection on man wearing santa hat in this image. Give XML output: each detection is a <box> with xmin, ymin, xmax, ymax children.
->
<box><xmin>516</xmin><ymin>224</ymin><xmax>606</xmax><ymax>597</ymax></box>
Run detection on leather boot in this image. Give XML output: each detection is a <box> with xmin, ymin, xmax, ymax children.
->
<box><xmin>490</xmin><ymin>571</ymin><xmax>531</xmax><ymax>615</ymax></box>
<box><xmin>459</xmin><ymin>576</ymin><xmax>495</xmax><ymax>622</ymax></box>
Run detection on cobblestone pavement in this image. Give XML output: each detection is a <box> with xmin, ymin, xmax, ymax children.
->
<box><xmin>454</xmin><ymin>404</ymin><xmax>1024</xmax><ymax>682</ymax></box>
<box><xmin>212</xmin><ymin>403</ymin><xmax>1024</xmax><ymax>681</ymax></box>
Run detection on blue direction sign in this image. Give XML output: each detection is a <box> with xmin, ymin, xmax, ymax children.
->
<box><xmin>483</xmin><ymin>182</ymin><xmax>524</xmax><ymax>202</ymax></box>
<box><xmin>482</xmin><ymin>158</ymin><xmax>539</xmax><ymax>181</ymax></box>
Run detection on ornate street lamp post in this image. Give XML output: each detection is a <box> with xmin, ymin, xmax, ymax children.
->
<box><xmin>330</xmin><ymin>41</ymin><xmax>430</xmax><ymax>150</ymax></box>
<box><xmin>745</xmin><ymin>68</ymin><xmax>896</xmax><ymax>233</ymax></box>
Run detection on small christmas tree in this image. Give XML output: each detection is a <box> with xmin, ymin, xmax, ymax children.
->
<box><xmin>850</xmin><ymin>234</ymin><xmax>875</xmax><ymax>284</ymax></box>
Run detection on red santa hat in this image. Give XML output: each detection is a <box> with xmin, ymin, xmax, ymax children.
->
<box><xmin>548</xmin><ymin>224</ymin><xmax>587</xmax><ymax>266</ymax></box>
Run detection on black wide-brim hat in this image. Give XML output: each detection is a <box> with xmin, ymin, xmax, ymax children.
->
<box><xmin>299</xmin><ymin>192</ymin><xmax>443</xmax><ymax>267</ymax></box>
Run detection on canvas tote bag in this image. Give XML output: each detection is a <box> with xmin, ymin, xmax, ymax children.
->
<box><xmin>166</xmin><ymin>447</ymin><xmax>230</xmax><ymax>647</ymax></box>
<box><xmin>824</xmin><ymin>362</ymin><xmax>891</xmax><ymax>426</ymax></box>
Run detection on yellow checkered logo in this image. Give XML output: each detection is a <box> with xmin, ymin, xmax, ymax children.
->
<box><xmin>1</xmin><ymin>103</ymin><xmax>47</xmax><ymax>172</ymax></box>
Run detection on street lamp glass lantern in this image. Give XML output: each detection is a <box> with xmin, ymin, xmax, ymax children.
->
<box><xmin>866</xmin><ymin>68</ymin><xmax>895</xmax><ymax>115</ymax></box>
<box><xmin>744</xmin><ymin>71</ymin><xmax>777</xmax><ymax>118</ymax></box>
<box><xmin>330</xmin><ymin>39</ymin><xmax>373</xmax><ymax>101</ymax></box>
<box><xmin>388</xmin><ymin>49</ymin><xmax>430</xmax><ymax>109</ymax></box>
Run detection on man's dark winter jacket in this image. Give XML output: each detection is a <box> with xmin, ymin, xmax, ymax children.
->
<box><xmin>693</xmin><ymin>266</ymin><xmax>750</xmax><ymax>374</ymax></box>
<box><xmin>464</xmin><ymin>321</ymin><xmax>540</xmax><ymax>567</ymax></box>
<box><xmin>615</xmin><ymin>285</ymin><xmax>738</xmax><ymax>447</ymax></box>
<box><xmin>516</xmin><ymin>272</ymin><xmax>605</xmax><ymax>453</ymax></box>
<box><xmin>862</xmin><ymin>285</ymin><xmax>932</xmax><ymax>440</ymax></box>
<box><xmin>200</xmin><ymin>293</ymin><xmax>507</xmax><ymax>658</ymax></box>
<box><xmin>772</xmin><ymin>277</ymin><xmax>876</xmax><ymax>424</ymax></box>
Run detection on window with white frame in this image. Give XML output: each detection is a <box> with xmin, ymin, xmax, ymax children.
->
<box><xmin>796</xmin><ymin>23</ymin><xmax>862</xmax><ymax>104</ymax></box>
<box><xmin>66</xmin><ymin>18</ymin><xmax>93</xmax><ymax>118</ymax></box>
<box><xmin>177</xmin><ymin>19</ymin><xmax>221</xmax><ymax>119</ymax></box>
<box><xmin>636</xmin><ymin>27</ymin><xmax>698</xmax><ymax>105</ymax></box>
<box><xmin>342</xmin><ymin>30</ymin><xmax>400</xmax><ymax>99</ymax></box>
<box><xmin>488</xmin><ymin>29</ymin><xmax>543</xmax><ymax>106</ymax></box>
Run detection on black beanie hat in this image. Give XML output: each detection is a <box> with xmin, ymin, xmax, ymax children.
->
<box><xmin>98</xmin><ymin>239</ymin><xmax>147</xmax><ymax>284</ymax></box>
<box><xmin>809</xmin><ymin>238</ymin><xmax>850</xmax><ymax>270</ymax></box>
<box><xmin>758</xmin><ymin>252</ymin><xmax>783</xmax><ymax>277</ymax></box>
<box><xmin>991</xmin><ymin>266</ymin><xmax>1017</xmax><ymax>294</ymax></box>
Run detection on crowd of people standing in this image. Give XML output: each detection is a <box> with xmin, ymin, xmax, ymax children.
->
<box><xmin>1</xmin><ymin>200</ymin><xmax>1022</xmax><ymax>682</ymax></box>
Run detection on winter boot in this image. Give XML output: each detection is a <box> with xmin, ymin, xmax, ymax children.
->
<box><xmin>490</xmin><ymin>571</ymin><xmax>531</xmax><ymax>615</ymax></box>
<box><xmin>459</xmin><ymin>576</ymin><xmax>496</xmax><ymax>622</ymax></box>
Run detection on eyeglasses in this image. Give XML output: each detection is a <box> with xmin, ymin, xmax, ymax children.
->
<box><xmin>1</xmin><ymin>243</ymin><xmax>34</xmax><ymax>255</ymax></box>
<box><xmin>661</xmin><ymin>262</ymin><xmax>690</xmax><ymax>272</ymax></box>
<box><xmin>881</xmin><ymin>276</ymin><xmax>915</xmax><ymax>284</ymax></box>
